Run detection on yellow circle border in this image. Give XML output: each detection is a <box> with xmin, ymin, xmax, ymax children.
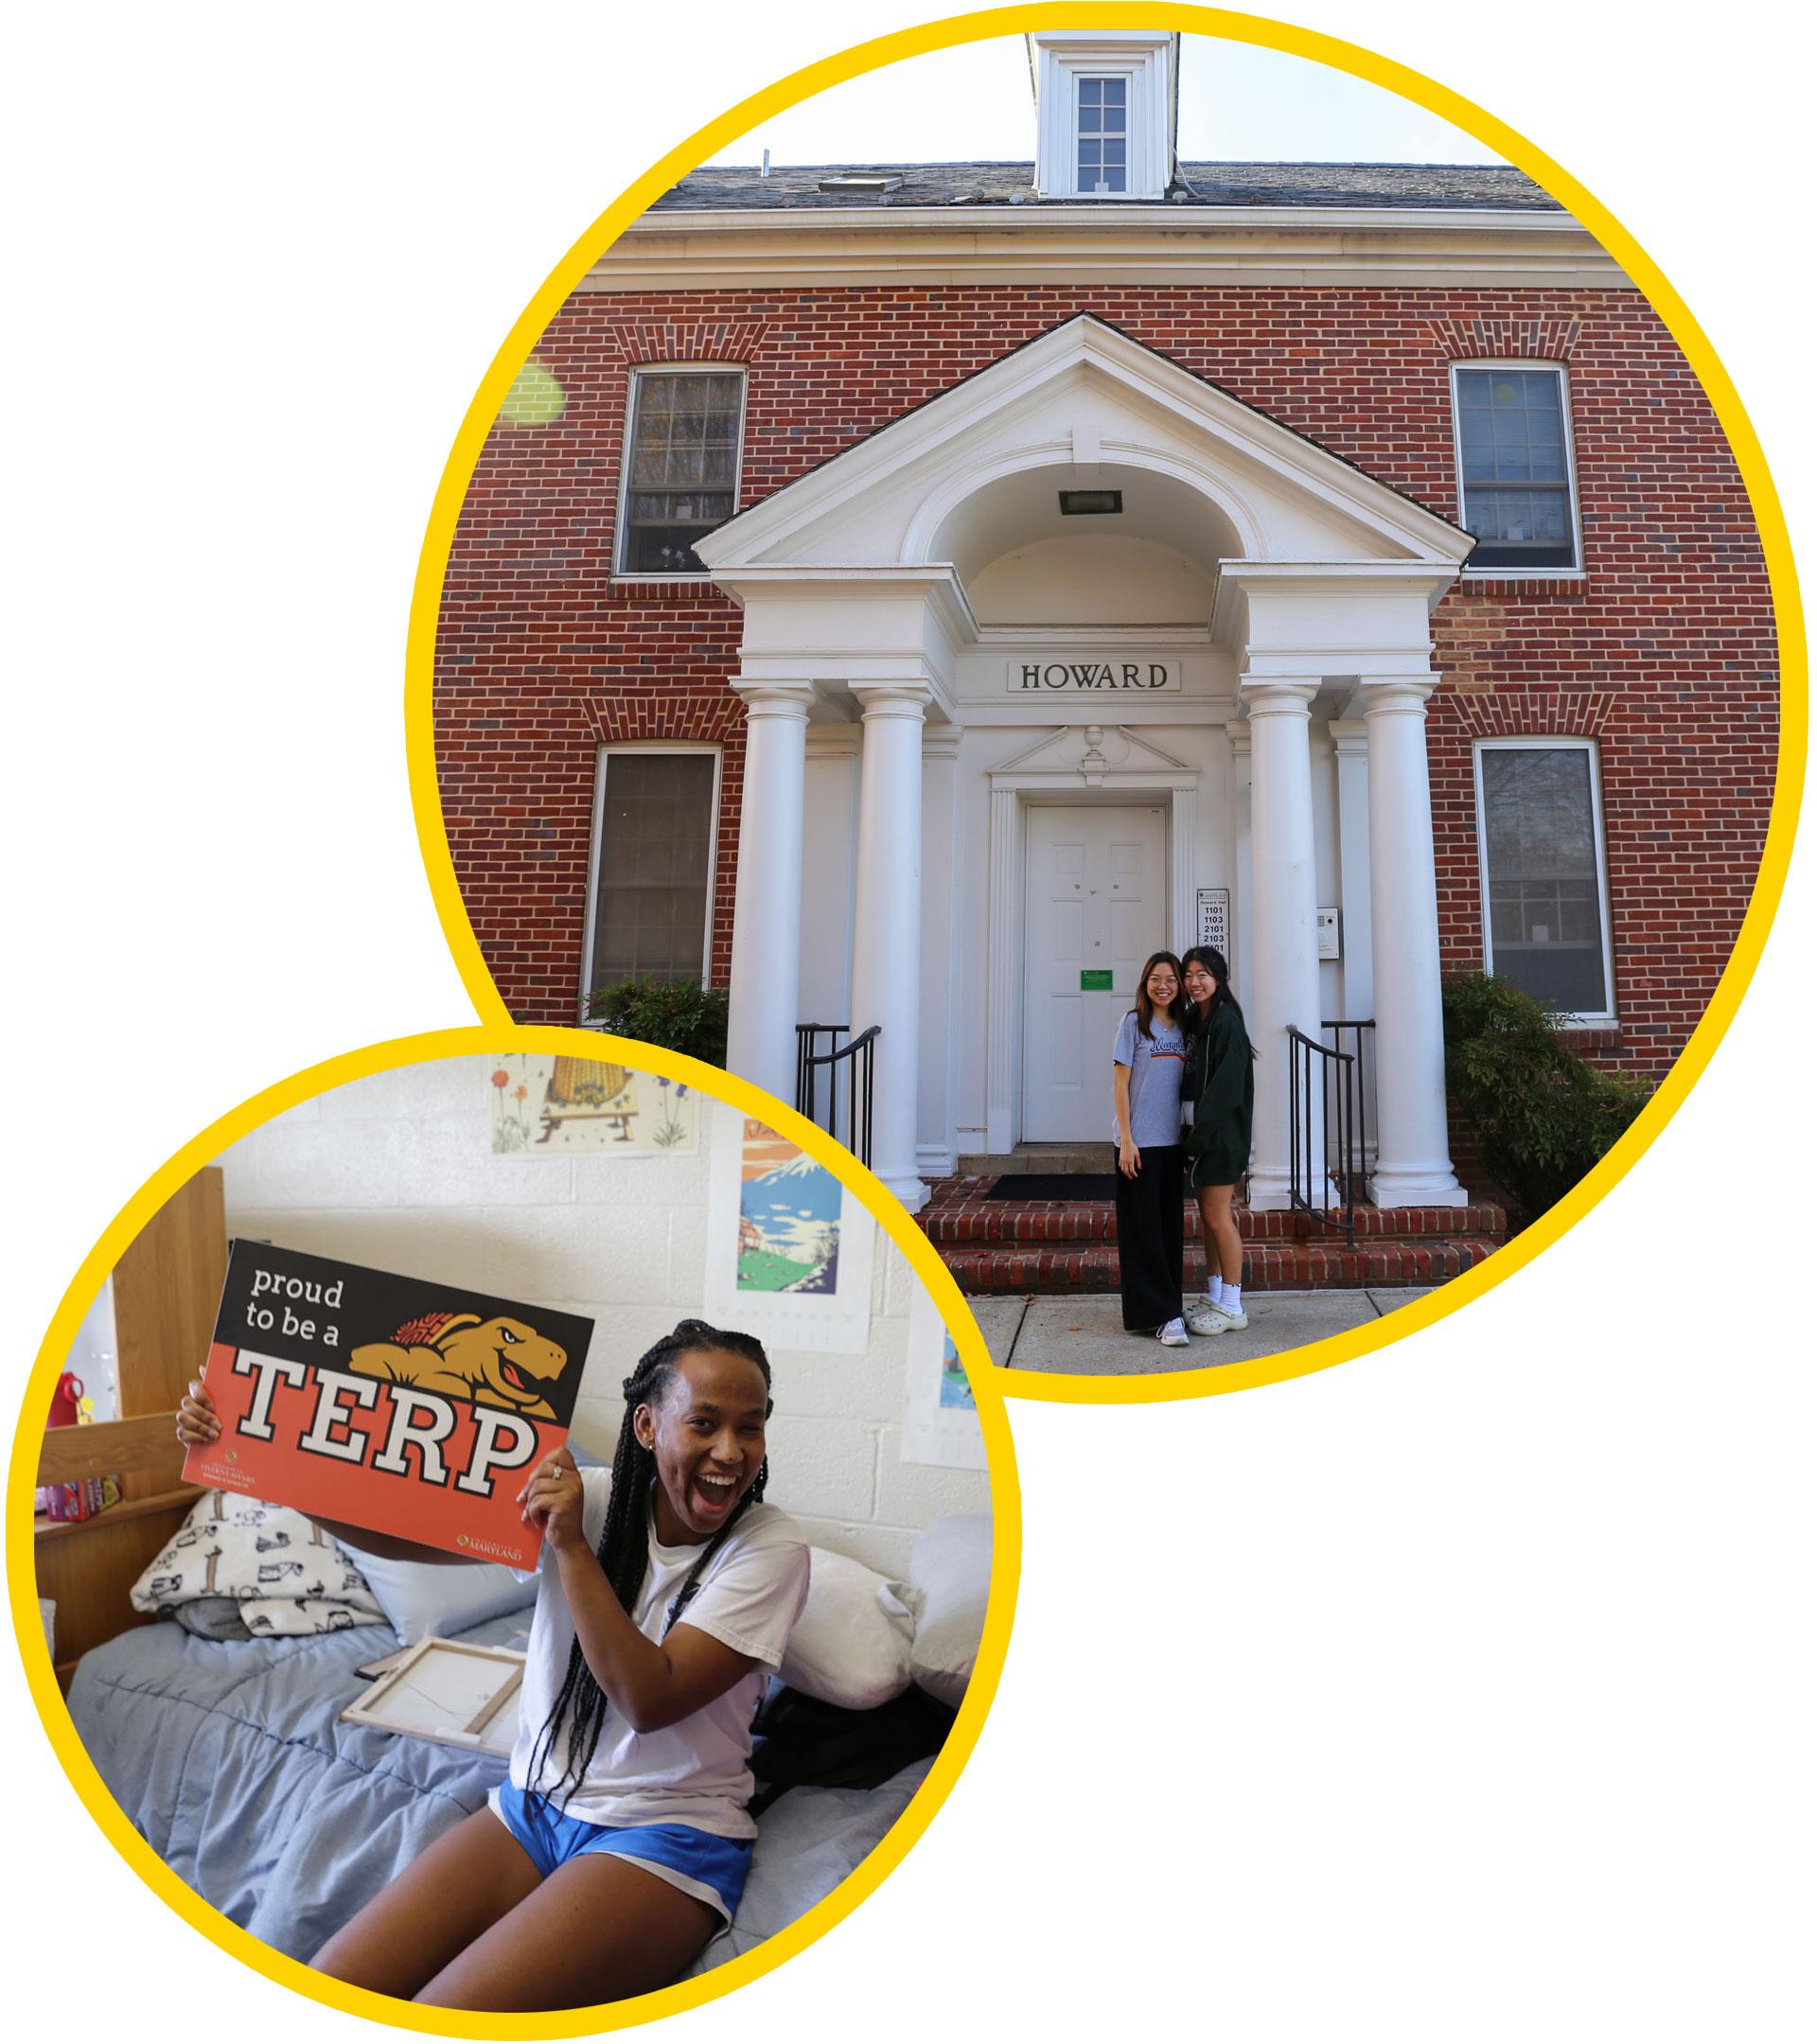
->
<box><xmin>404</xmin><ymin>4</ymin><xmax>1806</xmax><ymax>1409</ymax></box>
<box><xmin>8</xmin><ymin>1027</ymin><xmax>1021</xmax><ymax>2036</ymax></box>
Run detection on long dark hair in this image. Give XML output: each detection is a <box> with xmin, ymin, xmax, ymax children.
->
<box><xmin>1133</xmin><ymin>950</ymin><xmax>1185</xmax><ymax>1041</ymax></box>
<box><xmin>1180</xmin><ymin>945</ymin><xmax>1253</xmax><ymax>1049</ymax></box>
<box><xmin>524</xmin><ymin>1318</ymin><xmax>772</xmax><ymax>1809</ymax></box>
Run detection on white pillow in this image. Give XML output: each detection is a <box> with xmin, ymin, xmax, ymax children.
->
<box><xmin>908</xmin><ymin>1514</ymin><xmax>992</xmax><ymax>1708</ymax></box>
<box><xmin>336</xmin><ymin>1440</ymin><xmax>609</xmax><ymax>1642</ymax></box>
<box><xmin>778</xmin><ymin>1547</ymin><xmax>917</xmax><ymax>1711</ymax></box>
<box><xmin>343</xmin><ymin>1542</ymin><xmax>538</xmax><ymax>1648</ymax></box>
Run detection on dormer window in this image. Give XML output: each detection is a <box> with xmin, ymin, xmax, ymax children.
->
<box><xmin>1030</xmin><ymin>31</ymin><xmax>1176</xmax><ymax>201</ymax></box>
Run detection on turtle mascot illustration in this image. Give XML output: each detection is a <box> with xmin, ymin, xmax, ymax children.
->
<box><xmin>348</xmin><ymin>1312</ymin><xmax>569</xmax><ymax>1419</ymax></box>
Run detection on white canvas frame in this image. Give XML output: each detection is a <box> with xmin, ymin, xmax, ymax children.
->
<box><xmin>340</xmin><ymin>1636</ymin><xmax>526</xmax><ymax>1757</ymax></box>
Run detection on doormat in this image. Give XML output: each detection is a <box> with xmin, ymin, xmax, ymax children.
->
<box><xmin>981</xmin><ymin>1174</ymin><xmax>1120</xmax><ymax>1202</ymax></box>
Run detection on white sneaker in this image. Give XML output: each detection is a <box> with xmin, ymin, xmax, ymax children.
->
<box><xmin>1157</xmin><ymin>1317</ymin><xmax>1190</xmax><ymax>1347</ymax></box>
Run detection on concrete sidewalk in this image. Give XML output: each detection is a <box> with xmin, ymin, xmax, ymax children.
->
<box><xmin>966</xmin><ymin>1288</ymin><xmax>1436</xmax><ymax>1376</ymax></box>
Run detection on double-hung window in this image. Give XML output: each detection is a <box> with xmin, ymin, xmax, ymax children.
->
<box><xmin>581</xmin><ymin>749</ymin><xmax>719</xmax><ymax>1006</ymax></box>
<box><xmin>1451</xmin><ymin>364</ymin><xmax>1581</xmax><ymax>573</ymax></box>
<box><xmin>617</xmin><ymin>368</ymin><xmax>745</xmax><ymax>574</ymax></box>
<box><xmin>1473</xmin><ymin>739</ymin><xmax>1614</xmax><ymax>1021</ymax></box>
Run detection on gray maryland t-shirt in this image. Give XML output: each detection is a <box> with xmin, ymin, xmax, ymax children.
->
<box><xmin>1112</xmin><ymin>1011</ymin><xmax>1187</xmax><ymax>1147</ymax></box>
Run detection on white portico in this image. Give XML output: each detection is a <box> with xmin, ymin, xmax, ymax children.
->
<box><xmin>697</xmin><ymin>316</ymin><xmax>1473</xmax><ymax>1214</ymax></box>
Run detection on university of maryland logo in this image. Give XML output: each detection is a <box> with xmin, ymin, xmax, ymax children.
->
<box><xmin>348</xmin><ymin>1312</ymin><xmax>571</xmax><ymax>1420</ymax></box>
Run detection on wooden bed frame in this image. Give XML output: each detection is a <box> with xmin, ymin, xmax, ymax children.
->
<box><xmin>33</xmin><ymin>1168</ymin><xmax>224</xmax><ymax>1690</ymax></box>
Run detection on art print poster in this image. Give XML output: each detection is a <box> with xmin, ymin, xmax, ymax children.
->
<box><xmin>183</xmin><ymin>1242</ymin><xmax>595</xmax><ymax>1566</ymax></box>
<box><xmin>902</xmin><ymin>1278</ymin><xmax>986</xmax><ymax>1471</ymax></box>
<box><xmin>701</xmin><ymin>1108</ymin><xmax>873</xmax><ymax>1355</ymax></box>
<box><xmin>487</xmin><ymin>1052</ymin><xmax>697</xmax><ymax>1154</ymax></box>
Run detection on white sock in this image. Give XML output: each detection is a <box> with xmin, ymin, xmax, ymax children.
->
<box><xmin>1224</xmin><ymin>1283</ymin><xmax>1243</xmax><ymax>1314</ymax></box>
<box><xmin>1204</xmin><ymin>1276</ymin><xmax>1224</xmax><ymax>1308</ymax></box>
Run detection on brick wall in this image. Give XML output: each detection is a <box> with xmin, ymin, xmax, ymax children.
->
<box><xmin>434</xmin><ymin>286</ymin><xmax>1778</xmax><ymax>1080</ymax></box>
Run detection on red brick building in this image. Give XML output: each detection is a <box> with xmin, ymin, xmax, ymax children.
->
<box><xmin>435</xmin><ymin>32</ymin><xmax>1775</xmax><ymax>1227</ymax></box>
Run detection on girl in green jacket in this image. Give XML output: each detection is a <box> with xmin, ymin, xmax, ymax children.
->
<box><xmin>1180</xmin><ymin>946</ymin><xmax>1254</xmax><ymax>1334</ymax></box>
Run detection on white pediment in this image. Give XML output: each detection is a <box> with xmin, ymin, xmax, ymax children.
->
<box><xmin>991</xmin><ymin>722</ymin><xmax>1198</xmax><ymax>786</ymax></box>
<box><xmin>697</xmin><ymin>314</ymin><xmax>1473</xmax><ymax>590</ymax></box>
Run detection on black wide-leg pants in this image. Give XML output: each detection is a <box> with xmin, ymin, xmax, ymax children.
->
<box><xmin>1114</xmin><ymin>1142</ymin><xmax>1185</xmax><ymax>1331</ymax></box>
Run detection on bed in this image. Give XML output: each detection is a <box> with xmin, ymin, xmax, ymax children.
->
<box><xmin>65</xmin><ymin>1606</ymin><xmax>937</xmax><ymax>1977</ymax></box>
<box><xmin>44</xmin><ymin>1167</ymin><xmax>972</xmax><ymax>1985</ymax></box>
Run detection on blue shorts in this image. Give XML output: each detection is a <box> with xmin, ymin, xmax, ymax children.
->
<box><xmin>488</xmin><ymin>1782</ymin><xmax>752</xmax><ymax>1923</ymax></box>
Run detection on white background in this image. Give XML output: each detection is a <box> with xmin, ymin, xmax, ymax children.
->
<box><xmin>4</xmin><ymin>3</ymin><xmax>1809</xmax><ymax>2036</ymax></box>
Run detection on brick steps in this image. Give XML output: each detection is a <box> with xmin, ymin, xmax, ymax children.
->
<box><xmin>936</xmin><ymin>1236</ymin><xmax>1503</xmax><ymax>1295</ymax></box>
<box><xmin>917</xmin><ymin>1174</ymin><xmax>1507</xmax><ymax>1295</ymax></box>
<box><xmin>918</xmin><ymin>1185</ymin><xmax>1505</xmax><ymax>1248</ymax></box>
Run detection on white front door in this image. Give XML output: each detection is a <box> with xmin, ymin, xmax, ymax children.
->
<box><xmin>1022</xmin><ymin>803</ymin><xmax>1169</xmax><ymax>1142</ymax></box>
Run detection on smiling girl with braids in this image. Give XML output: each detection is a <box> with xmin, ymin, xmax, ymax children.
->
<box><xmin>177</xmin><ymin>1319</ymin><xmax>808</xmax><ymax>2011</ymax></box>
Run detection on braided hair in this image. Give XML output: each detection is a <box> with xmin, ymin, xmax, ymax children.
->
<box><xmin>523</xmin><ymin>1318</ymin><xmax>772</xmax><ymax>1811</ymax></box>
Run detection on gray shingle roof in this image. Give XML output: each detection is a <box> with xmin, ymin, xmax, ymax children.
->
<box><xmin>648</xmin><ymin>160</ymin><xmax>1561</xmax><ymax>213</ymax></box>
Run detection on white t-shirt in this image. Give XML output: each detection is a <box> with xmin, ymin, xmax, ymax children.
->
<box><xmin>506</xmin><ymin>1468</ymin><xmax>810</xmax><ymax>1838</ymax></box>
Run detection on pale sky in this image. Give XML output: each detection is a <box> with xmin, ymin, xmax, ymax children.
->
<box><xmin>708</xmin><ymin>31</ymin><xmax>1505</xmax><ymax>168</ymax></box>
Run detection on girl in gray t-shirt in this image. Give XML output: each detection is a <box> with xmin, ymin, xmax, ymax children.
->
<box><xmin>1112</xmin><ymin>952</ymin><xmax>1191</xmax><ymax>1346</ymax></box>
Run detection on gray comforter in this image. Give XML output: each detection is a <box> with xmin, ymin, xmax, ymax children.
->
<box><xmin>67</xmin><ymin>1613</ymin><xmax>928</xmax><ymax>1977</ymax></box>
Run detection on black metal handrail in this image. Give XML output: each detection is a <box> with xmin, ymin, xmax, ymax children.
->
<box><xmin>794</xmin><ymin>1023</ymin><xmax>879</xmax><ymax>1169</ymax></box>
<box><xmin>1286</xmin><ymin>1019</ymin><xmax>1372</xmax><ymax>1248</ymax></box>
<box><xmin>1324</xmin><ymin>1018</ymin><xmax>1376</xmax><ymax>1190</ymax></box>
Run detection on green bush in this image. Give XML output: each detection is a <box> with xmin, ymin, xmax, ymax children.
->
<box><xmin>1440</xmin><ymin>973</ymin><xmax>1650</xmax><ymax>1220</ymax></box>
<box><xmin>584</xmin><ymin>978</ymin><xmax>730</xmax><ymax>1067</ymax></box>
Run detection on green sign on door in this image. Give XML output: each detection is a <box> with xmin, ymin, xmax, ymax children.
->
<box><xmin>1080</xmin><ymin>969</ymin><xmax>1113</xmax><ymax>991</ymax></box>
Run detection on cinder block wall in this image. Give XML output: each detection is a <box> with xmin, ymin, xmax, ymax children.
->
<box><xmin>213</xmin><ymin>1055</ymin><xmax>987</xmax><ymax>1576</ymax></box>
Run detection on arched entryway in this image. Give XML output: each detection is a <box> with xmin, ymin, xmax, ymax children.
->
<box><xmin>697</xmin><ymin>315</ymin><xmax>1473</xmax><ymax>1214</ymax></box>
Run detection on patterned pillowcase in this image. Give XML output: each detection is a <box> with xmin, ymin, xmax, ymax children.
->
<box><xmin>131</xmin><ymin>1491</ymin><xmax>388</xmax><ymax>1639</ymax></box>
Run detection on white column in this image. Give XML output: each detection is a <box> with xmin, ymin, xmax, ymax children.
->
<box><xmin>849</xmin><ymin>683</ymin><xmax>930</xmax><ymax>1211</ymax></box>
<box><xmin>1242</xmin><ymin>677</ymin><xmax>1327</xmax><ymax>1210</ymax></box>
<box><xmin>1361</xmin><ymin>678</ymin><xmax>1466</xmax><ymax>1207</ymax></box>
<box><xmin>1229</xmin><ymin>726</ymin><xmax>1253</xmax><ymax>1012</ymax></box>
<box><xmin>1330</xmin><ymin>720</ymin><xmax>1375</xmax><ymax>1023</ymax></box>
<box><xmin>1169</xmin><ymin>784</ymin><xmax>1196</xmax><ymax>952</ymax></box>
<box><xmin>1331</xmin><ymin>717</ymin><xmax>1378</xmax><ymax>1172</ymax></box>
<box><xmin>984</xmin><ymin>784</ymin><xmax>1019</xmax><ymax>1155</ymax></box>
<box><xmin>725</xmin><ymin>682</ymin><xmax>813</xmax><ymax>1104</ymax></box>
<box><xmin>917</xmin><ymin>724</ymin><xmax>963</xmax><ymax>1181</ymax></box>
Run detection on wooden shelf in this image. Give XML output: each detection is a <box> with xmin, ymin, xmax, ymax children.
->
<box><xmin>38</xmin><ymin>1410</ymin><xmax>186</xmax><ymax>1488</ymax></box>
<box><xmin>34</xmin><ymin>1485</ymin><xmax>204</xmax><ymax>1544</ymax></box>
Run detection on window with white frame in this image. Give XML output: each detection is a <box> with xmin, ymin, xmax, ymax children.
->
<box><xmin>1473</xmin><ymin>740</ymin><xmax>1614</xmax><ymax>1019</ymax></box>
<box><xmin>617</xmin><ymin>368</ymin><xmax>744</xmax><ymax>574</ymax></box>
<box><xmin>1030</xmin><ymin>32</ymin><xmax>1173</xmax><ymax>200</ymax></box>
<box><xmin>1075</xmin><ymin>76</ymin><xmax>1128</xmax><ymax>193</ymax></box>
<box><xmin>582</xmin><ymin>749</ymin><xmax>718</xmax><ymax>1002</ymax></box>
<box><xmin>1452</xmin><ymin>364</ymin><xmax>1580</xmax><ymax>572</ymax></box>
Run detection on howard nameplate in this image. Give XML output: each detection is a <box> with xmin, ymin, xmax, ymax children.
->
<box><xmin>1008</xmin><ymin>659</ymin><xmax>1182</xmax><ymax>694</ymax></box>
